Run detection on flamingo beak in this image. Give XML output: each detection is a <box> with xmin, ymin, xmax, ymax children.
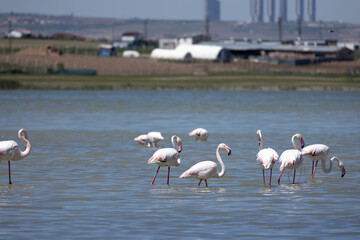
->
<box><xmin>341</xmin><ymin>168</ymin><xmax>346</xmax><ymax>177</ymax></box>
<box><xmin>227</xmin><ymin>148</ymin><xmax>232</xmax><ymax>156</ymax></box>
<box><xmin>301</xmin><ymin>139</ymin><xmax>305</xmax><ymax>149</ymax></box>
<box><xmin>178</xmin><ymin>145</ymin><xmax>182</xmax><ymax>153</ymax></box>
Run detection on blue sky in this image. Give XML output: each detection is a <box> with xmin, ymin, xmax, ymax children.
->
<box><xmin>2</xmin><ymin>0</ymin><xmax>360</xmax><ymax>24</ymax></box>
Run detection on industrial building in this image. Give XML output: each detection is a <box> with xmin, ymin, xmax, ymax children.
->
<box><xmin>205</xmin><ymin>0</ymin><xmax>220</xmax><ymax>21</ymax></box>
<box><xmin>250</xmin><ymin>0</ymin><xmax>264</xmax><ymax>23</ymax></box>
<box><xmin>267</xmin><ymin>0</ymin><xmax>276</xmax><ymax>23</ymax></box>
<box><xmin>308</xmin><ymin>0</ymin><xmax>316</xmax><ymax>22</ymax></box>
<box><xmin>296</xmin><ymin>0</ymin><xmax>304</xmax><ymax>21</ymax></box>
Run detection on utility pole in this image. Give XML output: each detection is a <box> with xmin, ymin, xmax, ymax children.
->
<box><xmin>8</xmin><ymin>18</ymin><xmax>12</xmax><ymax>53</ymax></box>
<box><xmin>205</xmin><ymin>15</ymin><xmax>209</xmax><ymax>40</ymax></box>
<box><xmin>278</xmin><ymin>17</ymin><xmax>283</xmax><ymax>42</ymax></box>
<box><xmin>297</xmin><ymin>18</ymin><xmax>302</xmax><ymax>39</ymax></box>
<box><xmin>144</xmin><ymin>19</ymin><xmax>148</xmax><ymax>40</ymax></box>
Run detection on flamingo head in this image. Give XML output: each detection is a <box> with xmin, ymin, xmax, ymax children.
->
<box><xmin>256</xmin><ymin>130</ymin><xmax>262</xmax><ymax>146</ymax></box>
<box><xmin>300</xmin><ymin>137</ymin><xmax>305</xmax><ymax>149</ymax></box>
<box><xmin>220</xmin><ymin>143</ymin><xmax>231</xmax><ymax>156</ymax></box>
<box><xmin>176</xmin><ymin>136</ymin><xmax>182</xmax><ymax>153</ymax></box>
<box><xmin>341</xmin><ymin>167</ymin><xmax>346</xmax><ymax>177</ymax></box>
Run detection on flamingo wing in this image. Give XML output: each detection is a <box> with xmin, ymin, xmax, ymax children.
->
<box><xmin>279</xmin><ymin>149</ymin><xmax>303</xmax><ymax>170</ymax></box>
<box><xmin>257</xmin><ymin>148</ymin><xmax>279</xmax><ymax>169</ymax></box>
<box><xmin>148</xmin><ymin>148</ymin><xmax>179</xmax><ymax>166</ymax></box>
<box><xmin>0</xmin><ymin>140</ymin><xmax>19</xmax><ymax>161</ymax></box>
<box><xmin>180</xmin><ymin>161</ymin><xmax>217</xmax><ymax>179</ymax></box>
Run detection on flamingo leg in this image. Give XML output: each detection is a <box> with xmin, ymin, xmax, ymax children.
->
<box><xmin>167</xmin><ymin>167</ymin><xmax>170</xmax><ymax>185</ymax></box>
<box><xmin>278</xmin><ymin>169</ymin><xmax>285</xmax><ymax>184</ymax></box>
<box><xmin>8</xmin><ymin>161</ymin><xmax>12</xmax><ymax>185</ymax></box>
<box><xmin>151</xmin><ymin>166</ymin><xmax>160</xmax><ymax>185</ymax></box>
<box><xmin>293</xmin><ymin>169</ymin><xmax>296</xmax><ymax>184</ymax></box>
<box><xmin>262</xmin><ymin>169</ymin><xmax>266</xmax><ymax>186</ymax></box>
<box><xmin>312</xmin><ymin>161</ymin><xmax>314</xmax><ymax>177</ymax></box>
<box><xmin>269</xmin><ymin>168</ymin><xmax>272</xmax><ymax>187</ymax></box>
<box><xmin>205</xmin><ymin>179</ymin><xmax>208</xmax><ymax>187</ymax></box>
<box><xmin>198</xmin><ymin>179</ymin><xmax>202</xmax><ymax>187</ymax></box>
<box><xmin>312</xmin><ymin>160</ymin><xmax>319</xmax><ymax>179</ymax></box>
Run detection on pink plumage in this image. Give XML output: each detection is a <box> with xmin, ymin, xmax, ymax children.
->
<box><xmin>0</xmin><ymin>129</ymin><xmax>31</xmax><ymax>184</ymax></box>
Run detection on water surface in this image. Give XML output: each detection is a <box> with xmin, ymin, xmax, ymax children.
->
<box><xmin>1</xmin><ymin>90</ymin><xmax>359</xmax><ymax>239</ymax></box>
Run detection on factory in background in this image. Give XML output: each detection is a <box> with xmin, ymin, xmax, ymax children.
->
<box><xmin>250</xmin><ymin>0</ymin><xmax>317</xmax><ymax>23</ymax></box>
<box><xmin>205</xmin><ymin>0</ymin><xmax>220</xmax><ymax>21</ymax></box>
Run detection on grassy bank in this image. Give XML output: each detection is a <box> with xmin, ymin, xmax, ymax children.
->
<box><xmin>1</xmin><ymin>72</ymin><xmax>359</xmax><ymax>90</ymax></box>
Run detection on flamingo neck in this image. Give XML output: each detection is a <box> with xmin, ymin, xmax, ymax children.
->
<box><xmin>171</xmin><ymin>135</ymin><xmax>176</xmax><ymax>149</ymax></box>
<box><xmin>216</xmin><ymin>146</ymin><xmax>226</xmax><ymax>178</ymax></box>
<box><xmin>258</xmin><ymin>135</ymin><xmax>263</xmax><ymax>151</ymax></box>
<box><xmin>18</xmin><ymin>129</ymin><xmax>31</xmax><ymax>159</ymax></box>
<box><xmin>291</xmin><ymin>135</ymin><xmax>300</xmax><ymax>150</ymax></box>
<box><xmin>321</xmin><ymin>156</ymin><xmax>342</xmax><ymax>173</ymax></box>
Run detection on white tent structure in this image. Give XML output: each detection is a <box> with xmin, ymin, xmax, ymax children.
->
<box><xmin>150</xmin><ymin>44</ymin><xmax>231</xmax><ymax>62</ymax></box>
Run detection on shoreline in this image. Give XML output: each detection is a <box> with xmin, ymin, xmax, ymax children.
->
<box><xmin>1</xmin><ymin>72</ymin><xmax>359</xmax><ymax>90</ymax></box>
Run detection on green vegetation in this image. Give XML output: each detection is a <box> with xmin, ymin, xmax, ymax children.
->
<box><xmin>0</xmin><ymin>72</ymin><xmax>359</xmax><ymax>90</ymax></box>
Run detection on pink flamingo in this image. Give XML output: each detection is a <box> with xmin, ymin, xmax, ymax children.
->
<box><xmin>179</xmin><ymin>143</ymin><xmax>231</xmax><ymax>187</ymax></box>
<box><xmin>147</xmin><ymin>131</ymin><xmax>164</xmax><ymax>147</ymax></box>
<box><xmin>189</xmin><ymin>128</ymin><xmax>208</xmax><ymax>142</ymax></box>
<box><xmin>278</xmin><ymin>133</ymin><xmax>305</xmax><ymax>184</ymax></box>
<box><xmin>0</xmin><ymin>129</ymin><xmax>31</xmax><ymax>184</ymax></box>
<box><xmin>148</xmin><ymin>135</ymin><xmax>182</xmax><ymax>185</ymax></box>
<box><xmin>302</xmin><ymin>143</ymin><xmax>346</xmax><ymax>179</ymax></box>
<box><xmin>256</xmin><ymin>130</ymin><xmax>279</xmax><ymax>187</ymax></box>
<box><xmin>134</xmin><ymin>134</ymin><xmax>150</xmax><ymax>146</ymax></box>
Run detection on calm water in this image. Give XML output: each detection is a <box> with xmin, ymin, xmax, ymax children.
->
<box><xmin>0</xmin><ymin>89</ymin><xmax>360</xmax><ymax>239</ymax></box>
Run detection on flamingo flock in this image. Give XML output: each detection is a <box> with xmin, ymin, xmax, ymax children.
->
<box><xmin>0</xmin><ymin>127</ymin><xmax>347</xmax><ymax>187</ymax></box>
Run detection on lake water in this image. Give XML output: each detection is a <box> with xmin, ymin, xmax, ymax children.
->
<box><xmin>0</xmin><ymin>89</ymin><xmax>360</xmax><ymax>239</ymax></box>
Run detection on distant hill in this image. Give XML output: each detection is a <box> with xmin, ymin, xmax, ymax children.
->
<box><xmin>1</xmin><ymin>12</ymin><xmax>360</xmax><ymax>42</ymax></box>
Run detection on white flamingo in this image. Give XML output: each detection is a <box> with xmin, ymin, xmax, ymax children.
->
<box><xmin>179</xmin><ymin>143</ymin><xmax>231</xmax><ymax>187</ymax></box>
<box><xmin>302</xmin><ymin>143</ymin><xmax>346</xmax><ymax>179</ymax></box>
<box><xmin>0</xmin><ymin>129</ymin><xmax>31</xmax><ymax>184</ymax></box>
<box><xmin>189</xmin><ymin>128</ymin><xmax>208</xmax><ymax>142</ymax></box>
<box><xmin>256</xmin><ymin>130</ymin><xmax>279</xmax><ymax>187</ymax></box>
<box><xmin>147</xmin><ymin>131</ymin><xmax>164</xmax><ymax>147</ymax></box>
<box><xmin>134</xmin><ymin>134</ymin><xmax>150</xmax><ymax>146</ymax></box>
<box><xmin>148</xmin><ymin>135</ymin><xmax>182</xmax><ymax>185</ymax></box>
<box><xmin>278</xmin><ymin>133</ymin><xmax>305</xmax><ymax>184</ymax></box>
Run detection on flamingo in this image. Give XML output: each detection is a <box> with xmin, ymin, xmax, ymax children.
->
<box><xmin>302</xmin><ymin>143</ymin><xmax>346</xmax><ymax>179</ymax></box>
<box><xmin>179</xmin><ymin>143</ymin><xmax>231</xmax><ymax>187</ymax></box>
<box><xmin>189</xmin><ymin>128</ymin><xmax>208</xmax><ymax>142</ymax></box>
<box><xmin>147</xmin><ymin>131</ymin><xmax>164</xmax><ymax>147</ymax></box>
<box><xmin>256</xmin><ymin>130</ymin><xmax>279</xmax><ymax>187</ymax></box>
<box><xmin>0</xmin><ymin>129</ymin><xmax>31</xmax><ymax>184</ymax></box>
<box><xmin>134</xmin><ymin>134</ymin><xmax>150</xmax><ymax>146</ymax></box>
<box><xmin>278</xmin><ymin>133</ymin><xmax>305</xmax><ymax>184</ymax></box>
<box><xmin>148</xmin><ymin>135</ymin><xmax>182</xmax><ymax>185</ymax></box>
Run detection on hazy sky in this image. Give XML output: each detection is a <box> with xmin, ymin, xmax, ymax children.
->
<box><xmin>2</xmin><ymin>0</ymin><xmax>360</xmax><ymax>24</ymax></box>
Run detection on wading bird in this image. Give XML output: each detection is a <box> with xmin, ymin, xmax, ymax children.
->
<box><xmin>179</xmin><ymin>143</ymin><xmax>231</xmax><ymax>187</ymax></box>
<box><xmin>147</xmin><ymin>131</ymin><xmax>164</xmax><ymax>147</ymax></box>
<box><xmin>256</xmin><ymin>130</ymin><xmax>279</xmax><ymax>187</ymax></box>
<box><xmin>188</xmin><ymin>128</ymin><xmax>208</xmax><ymax>142</ymax></box>
<box><xmin>0</xmin><ymin>129</ymin><xmax>31</xmax><ymax>184</ymax></box>
<box><xmin>278</xmin><ymin>133</ymin><xmax>305</xmax><ymax>184</ymax></box>
<box><xmin>302</xmin><ymin>143</ymin><xmax>346</xmax><ymax>179</ymax></box>
<box><xmin>148</xmin><ymin>135</ymin><xmax>182</xmax><ymax>185</ymax></box>
<box><xmin>134</xmin><ymin>134</ymin><xmax>150</xmax><ymax>146</ymax></box>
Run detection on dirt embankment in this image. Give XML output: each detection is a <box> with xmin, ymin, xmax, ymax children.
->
<box><xmin>1</xmin><ymin>54</ymin><xmax>360</xmax><ymax>76</ymax></box>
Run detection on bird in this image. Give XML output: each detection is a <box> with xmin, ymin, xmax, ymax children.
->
<box><xmin>256</xmin><ymin>130</ymin><xmax>279</xmax><ymax>187</ymax></box>
<box><xmin>148</xmin><ymin>135</ymin><xmax>182</xmax><ymax>185</ymax></box>
<box><xmin>188</xmin><ymin>128</ymin><xmax>208</xmax><ymax>142</ymax></box>
<box><xmin>147</xmin><ymin>131</ymin><xmax>164</xmax><ymax>147</ymax></box>
<box><xmin>179</xmin><ymin>143</ymin><xmax>231</xmax><ymax>187</ymax></box>
<box><xmin>278</xmin><ymin>133</ymin><xmax>305</xmax><ymax>184</ymax></box>
<box><xmin>302</xmin><ymin>143</ymin><xmax>346</xmax><ymax>179</ymax></box>
<box><xmin>0</xmin><ymin>129</ymin><xmax>31</xmax><ymax>184</ymax></box>
<box><xmin>134</xmin><ymin>134</ymin><xmax>150</xmax><ymax>146</ymax></box>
